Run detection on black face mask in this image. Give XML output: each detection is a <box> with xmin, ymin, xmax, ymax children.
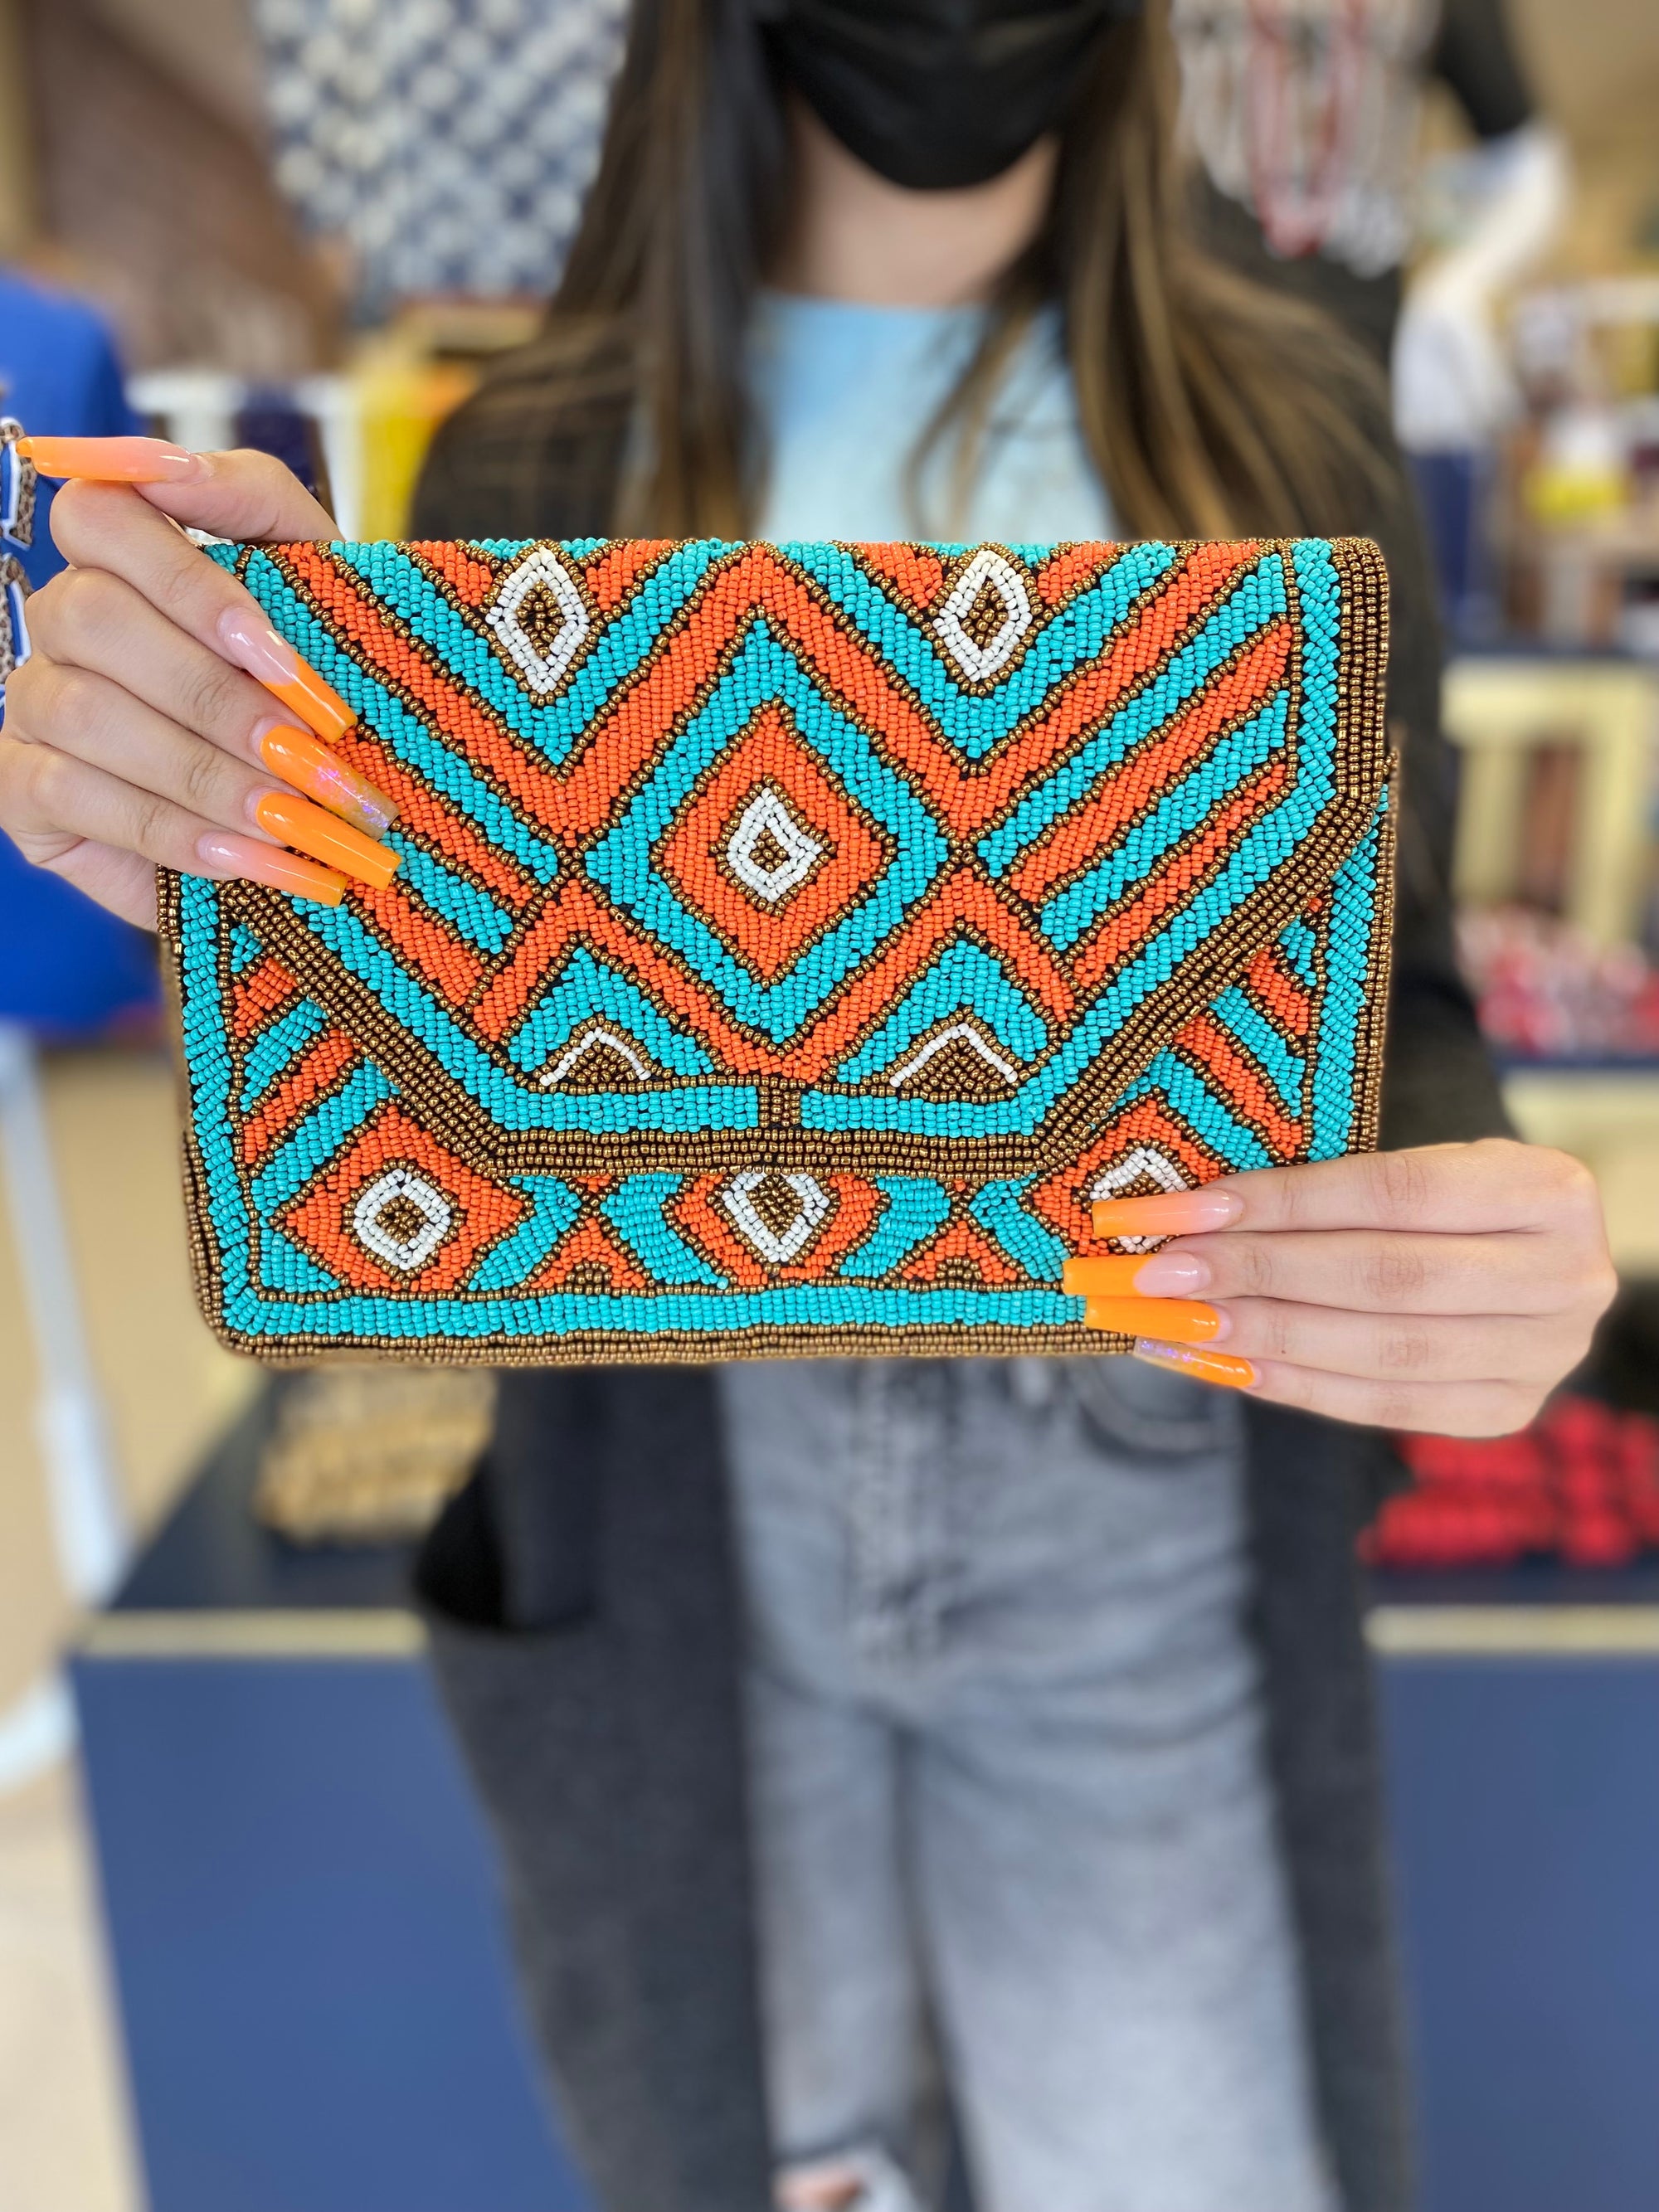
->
<box><xmin>763</xmin><ymin>0</ymin><xmax>1142</xmax><ymax>193</ymax></box>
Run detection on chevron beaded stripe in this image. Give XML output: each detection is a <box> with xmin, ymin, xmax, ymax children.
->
<box><xmin>160</xmin><ymin>535</ymin><xmax>1394</xmax><ymax>1363</ymax></box>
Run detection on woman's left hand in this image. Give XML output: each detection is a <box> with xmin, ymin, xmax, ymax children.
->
<box><xmin>1068</xmin><ymin>1139</ymin><xmax>1618</xmax><ymax>1437</ymax></box>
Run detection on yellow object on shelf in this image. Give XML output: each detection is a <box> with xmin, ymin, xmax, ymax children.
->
<box><xmin>353</xmin><ymin>357</ymin><xmax>478</xmax><ymax>540</ymax></box>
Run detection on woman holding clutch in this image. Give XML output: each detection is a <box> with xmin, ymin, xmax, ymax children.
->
<box><xmin>0</xmin><ymin>5</ymin><xmax>1612</xmax><ymax>2209</ymax></box>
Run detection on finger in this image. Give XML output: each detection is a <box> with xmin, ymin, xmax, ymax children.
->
<box><xmin>4</xmin><ymin>655</ymin><xmax>399</xmax><ymax>889</ymax></box>
<box><xmin>1092</xmin><ymin>1140</ymin><xmax>1596</xmax><ymax>1240</ymax></box>
<box><xmin>22</xmin><ymin>567</ymin><xmax>397</xmax><ymax>837</ymax></box>
<box><xmin>23</xmin><ymin>836</ymin><xmax>161</xmax><ymax>932</ymax></box>
<box><xmin>1227</xmin><ymin>1142</ymin><xmax>1589</xmax><ymax>1236</ymax></box>
<box><xmin>19</xmin><ymin>435</ymin><xmax>210</xmax><ymax>487</ymax></box>
<box><xmin>27</xmin><ymin>567</ymin><xmax>285</xmax><ymax>761</ymax></box>
<box><xmin>1115</xmin><ymin>1227</ymin><xmax>1589</xmax><ymax>1316</ymax></box>
<box><xmin>10</xmin><ymin>650</ymin><xmax>286</xmax><ymax>832</ymax></box>
<box><xmin>1213</xmin><ymin>1299</ymin><xmax>1582</xmax><ymax>1386</ymax></box>
<box><xmin>1240</xmin><ymin>1359</ymin><xmax>1545</xmax><ymax>1439</ymax></box>
<box><xmin>47</xmin><ymin>469</ymin><xmax>355</xmax><ymax>742</ymax></box>
<box><xmin>32</xmin><ymin>437</ymin><xmax>337</xmax><ymax>537</ymax></box>
<box><xmin>0</xmin><ymin>734</ymin><xmax>346</xmax><ymax>904</ymax></box>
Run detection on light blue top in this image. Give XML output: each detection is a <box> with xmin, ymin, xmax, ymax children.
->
<box><xmin>749</xmin><ymin>291</ymin><xmax>1115</xmax><ymax>545</ymax></box>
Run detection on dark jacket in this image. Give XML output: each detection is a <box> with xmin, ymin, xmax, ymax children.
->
<box><xmin>410</xmin><ymin>379</ymin><xmax>1510</xmax><ymax>2212</ymax></box>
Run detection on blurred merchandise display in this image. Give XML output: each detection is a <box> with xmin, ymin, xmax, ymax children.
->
<box><xmin>129</xmin><ymin>304</ymin><xmax>534</xmax><ymax>537</ymax></box>
<box><xmin>1170</xmin><ymin>0</ymin><xmax>1572</xmax><ymax>649</ymax></box>
<box><xmin>246</xmin><ymin>0</ymin><xmax>626</xmax><ymax>312</ymax></box>
<box><xmin>1442</xmin><ymin>655</ymin><xmax>1657</xmax><ymax>949</ymax></box>
<box><xmin>1459</xmin><ymin>905</ymin><xmax>1659</xmax><ymax>1063</ymax></box>
<box><xmin>253</xmin><ymin>1367</ymin><xmax>496</xmax><ymax>1546</ymax></box>
<box><xmin>1392</xmin><ymin>119</ymin><xmax>1569</xmax><ymax>455</ymax></box>
<box><xmin>1173</xmin><ymin>0</ymin><xmax>1443</xmax><ymax>281</ymax></box>
<box><xmin>1366</xmin><ymin>1393</ymin><xmax>1659</xmax><ymax>1570</ymax></box>
<box><xmin>1172</xmin><ymin>0</ymin><xmax>1560</xmax><ymax>396</ymax></box>
<box><xmin>1504</xmin><ymin>279</ymin><xmax>1659</xmax><ymax>654</ymax></box>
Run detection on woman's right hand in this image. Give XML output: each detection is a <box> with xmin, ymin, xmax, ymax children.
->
<box><xmin>0</xmin><ymin>439</ymin><xmax>402</xmax><ymax>931</ymax></box>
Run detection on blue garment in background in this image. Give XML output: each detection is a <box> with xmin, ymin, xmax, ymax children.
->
<box><xmin>0</xmin><ymin>269</ymin><xmax>158</xmax><ymax>1033</ymax></box>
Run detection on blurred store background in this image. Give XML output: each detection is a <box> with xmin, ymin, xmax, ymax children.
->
<box><xmin>1</xmin><ymin>3</ymin><xmax>1657</xmax><ymax>2210</ymax></box>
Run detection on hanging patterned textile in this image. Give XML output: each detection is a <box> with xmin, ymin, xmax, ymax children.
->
<box><xmin>247</xmin><ymin>0</ymin><xmax>628</xmax><ymax>309</ymax></box>
<box><xmin>1171</xmin><ymin>0</ymin><xmax>1441</xmax><ymax>277</ymax></box>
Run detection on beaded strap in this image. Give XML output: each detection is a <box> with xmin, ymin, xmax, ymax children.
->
<box><xmin>161</xmin><ymin>533</ymin><xmax>1394</xmax><ymax>1364</ymax></box>
<box><xmin>0</xmin><ymin>419</ymin><xmax>35</xmax><ymax>688</ymax></box>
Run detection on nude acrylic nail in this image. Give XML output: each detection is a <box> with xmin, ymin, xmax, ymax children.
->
<box><xmin>14</xmin><ymin>435</ymin><xmax>209</xmax><ymax>484</ymax></box>
<box><xmin>197</xmin><ymin>831</ymin><xmax>345</xmax><ymax>905</ymax></box>
<box><xmin>217</xmin><ymin>610</ymin><xmax>357</xmax><ymax>744</ymax></box>
<box><xmin>1091</xmin><ymin>1186</ymin><xmax>1243</xmax><ymax>1240</ymax></box>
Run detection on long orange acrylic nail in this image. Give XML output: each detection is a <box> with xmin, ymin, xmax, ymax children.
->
<box><xmin>219</xmin><ymin>610</ymin><xmax>356</xmax><ymax>744</ymax></box>
<box><xmin>257</xmin><ymin>723</ymin><xmax>398</xmax><ymax>837</ymax></box>
<box><xmin>1131</xmin><ymin>1341</ymin><xmax>1258</xmax><ymax>1389</ymax></box>
<box><xmin>197</xmin><ymin>832</ymin><xmax>345</xmax><ymax>906</ymax></box>
<box><xmin>253</xmin><ymin>792</ymin><xmax>400</xmax><ymax>889</ymax></box>
<box><xmin>1092</xmin><ymin>1187</ymin><xmax>1243</xmax><ymax>1239</ymax></box>
<box><xmin>15</xmin><ymin>435</ymin><xmax>209</xmax><ymax>484</ymax></box>
<box><xmin>1082</xmin><ymin>1296</ymin><xmax>1224</xmax><ymax>1343</ymax></box>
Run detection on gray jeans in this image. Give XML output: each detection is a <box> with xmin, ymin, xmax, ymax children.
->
<box><xmin>720</xmin><ymin>1356</ymin><xmax>1336</xmax><ymax>2212</ymax></box>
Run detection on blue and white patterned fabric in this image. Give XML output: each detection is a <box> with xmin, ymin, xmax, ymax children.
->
<box><xmin>248</xmin><ymin>0</ymin><xmax>628</xmax><ymax>309</ymax></box>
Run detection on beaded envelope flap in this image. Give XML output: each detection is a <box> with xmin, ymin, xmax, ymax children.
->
<box><xmin>160</xmin><ymin>534</ymin><xmax>1394</xmax><ymax>1364</ymax></box>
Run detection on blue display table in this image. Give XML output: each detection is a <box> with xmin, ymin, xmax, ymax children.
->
<box><xmin>71</xmin><ymin>1399</ymin><xmax>1659</xmax><ymax>2212</ymax></box>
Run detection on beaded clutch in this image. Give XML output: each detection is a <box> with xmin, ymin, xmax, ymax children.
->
<box><xmin>160</xmin><ymin>535</ymin><xmax>1394</xmax><ymax>1364</ymax></box>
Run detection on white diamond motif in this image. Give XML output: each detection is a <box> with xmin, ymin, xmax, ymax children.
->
<box><xmin>932</xmin><ymin>547</ymin><xmax>1033</xmax><ymax>683</ymax></box>
<box><xmin>484</xmin><ymin>547</ymin><xmax>591</xmax><ymax>694</ymax></box>
<box><xmin>721</xmin><ymin>1170</ymin><xmax>831</xmax><ymax>1265</ymax></box>
<box><xmin>725</xmin><ymin>788</ymin><xmax>824</xmax><ymax>902</ymax></box>
<box><xmin>1090</xmin><ymin>1146</ymin><xmax>1190</xmax><ymax>1253</ymax></box>
<box><xmin>353</xmin><ymin>1168</ymin><xmax>454</xmax><ymax>1271</ymax></box>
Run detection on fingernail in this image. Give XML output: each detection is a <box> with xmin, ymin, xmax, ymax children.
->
<box><xmin>256</xmin><ymin>721</ymin><xmax>398</xmax><ymax>836</ymax></box>
<box><xmin>253</xmin><ymin>791</ymin><xmax>400</xmax><ymax>889</ymax></box>
<box><xmin>1083</xmin><ymin>1297</ymin><xmax>1223</xmax><ymax>1343</ymax></box>
<box><xmin>1132</xmin><ymin>1340</ymin><xmax>1258</xmax><ymax>1389</ymax></box>
<box><xmin>16</xmin><ymin>435</ymin><xmax>210</xmax><ymax>483</ymax></box>
<box><xmin>1092</xmin><ymin>1187</ymin><xmax>1243</xmax><ymax>1239</ymax></box>
<box><xmin>196</xmin><ymin>831</ymin><xmax>345</xmax><ymax>906</ymax></box>
<box><xmin>218</xmin><ymin>610</ymin><xmax>356</xmax><ymax>743</ymax></box>
<box><xmin>1063</xmin><ymin>1250</ymin><xmax>1211</xmax><ymax>1297</ymax></box>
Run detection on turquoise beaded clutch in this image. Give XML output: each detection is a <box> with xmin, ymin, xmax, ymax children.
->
<box><xmin>160</xmin><ymin>534</ymin><xmax>1394</xmax><ymax>1362</ymax></box>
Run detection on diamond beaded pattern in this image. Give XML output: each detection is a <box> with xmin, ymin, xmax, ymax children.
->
<box><xmin>161</xmin><ymin>534</ymin><xmax>1394</xmax><ymax>1363</ymax></box>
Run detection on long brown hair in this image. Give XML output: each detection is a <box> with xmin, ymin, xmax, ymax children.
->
<box><xmin>446</xmin><ymin>0</ymin><xmax>1382</xmax><ymax>542</ymax></box>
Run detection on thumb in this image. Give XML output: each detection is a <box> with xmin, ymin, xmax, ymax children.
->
<box><xmin>22</xmin><ymin>436</ymin><xmax>338</xmax><ymax>541</ymax></box>
<box><xmin>137</xmin><ymin>445</ymin><xmax>339</xmax><ymax>542</ymax></box>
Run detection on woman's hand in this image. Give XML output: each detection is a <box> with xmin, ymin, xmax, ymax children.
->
<box><xmin>0</xmin><ymin>437</ymin><xmax>401</xmax><ymax>931</ymax></box>
<box><xmin>1068</xmin><ymin>1139</ymin><xmax>1618</xmax><ymax>1437</ymax></box>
